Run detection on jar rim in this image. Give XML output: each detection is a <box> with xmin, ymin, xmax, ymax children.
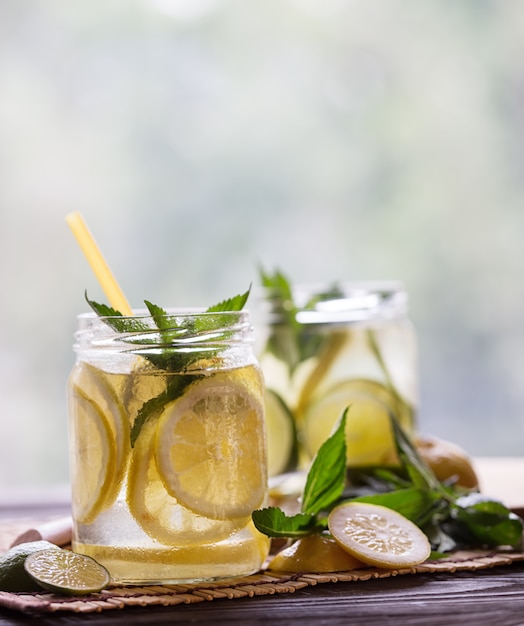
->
<box><xmin>74</xmin><ymin>309</ymin><xmax>254</xmax><ymax>353</ymax></box>
<box><xmin>258</xmin><ymin>280</ymin><xmax>408</xmax><ymax>325</ymax></box>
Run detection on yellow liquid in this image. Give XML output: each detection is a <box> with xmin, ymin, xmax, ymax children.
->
<box><xmin>68</xmin><ymin>361</ymin><xmax>270</xmax><ymax>584</ymax></box>
<box><xmin>261</xmin><ymin>322</ymin><xmax>417</xmax><ymax>473</ymax></box>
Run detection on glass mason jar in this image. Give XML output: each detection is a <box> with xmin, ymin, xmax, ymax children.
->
<box><xmin>67</xmin><ymin>309</ymin><xmax>269</xmax><ymax>585</ymax></box>
<box><xmin>256</xmin><ymin>282</ymin><xmax>418</xmax><ymax>477</ymax></box>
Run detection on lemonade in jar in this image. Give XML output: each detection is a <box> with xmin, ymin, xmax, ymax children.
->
<box><xmin>257</xmin><ymin>273</ymin><xmax>418</xmax><ymax>477</ymax></box>
<box><xmin>67</xmin><ymin>295</ymin><xmax>269</xmax><ymax>584</ymax></box>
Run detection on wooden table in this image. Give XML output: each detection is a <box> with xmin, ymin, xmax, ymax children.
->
<box><xmin>1</xmin><ymin>457</ymin><xmax>523</xmax><ymax>626</ymax></box>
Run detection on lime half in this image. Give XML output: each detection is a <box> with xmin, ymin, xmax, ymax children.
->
<box><xmin>0</xmin><ymin>541</ymin><xmax>60</xmax><ymax>592</ymax></box>
<box><xmin>24</xmin><ymin>549</ymin><xmax>110</xmax><ymax>595</ymax></box>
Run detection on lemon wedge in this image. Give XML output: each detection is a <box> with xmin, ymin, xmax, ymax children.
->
<box><xmin>327</xmin><ymin>502</ymin><xmax>431</xmax><ymax>569</ymax></box>
<box><xmin>268</xmin><ymin>534</ymin><xmax>365</xmax><ymax>573</ymax></box>
<box><xmin>154</xmin><ymin>372</ymin><xmax>267</xmax><ymax>520</ymax></box>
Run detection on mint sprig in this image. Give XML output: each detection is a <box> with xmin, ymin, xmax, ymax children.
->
<box><xmin>252</xmin><ymin>411</ymin><xmax>348</xmax><ymax>538</ymax></box>
<box><xmin>85</xmin><ymin>286</ymin><xmax>251</xmax><ymax>446</ymax></box>
<box><xmin>260</xmin><ymin>268</ymin><xmax>343</xmax><ymax>375</ymax></box>
<box><xmin>253</xmin><ymin>410</ymin><xmax>522</xmax><ymax>552</ymax></box>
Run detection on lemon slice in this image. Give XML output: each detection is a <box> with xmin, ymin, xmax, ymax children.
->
<box><xmin>69</xmin><ymin>363</ymin><xmax>129</xmax><ymax>523</ymax></box>
<box><xmin>302</xmin><ymin>379</ymin><xmax>411</xmax><ymax>466</ymax></box>
<box><xmin>155</xmin><ymin>372</ymin><xmax>267</xmax><ymax>520</ymax></box>
<box><xmin>264</xmin><ymin>389</ymin><xmax>298</xmax><ymax>476</ymax></box>
<box><xmin>327</xmin><ymin>502</ymin><xmax>431</xmax><ymax>568</ymax></box>
<box><xmin>24</xmin><ymin>549</ymin><xmax>110</xmax><ymax>595</ymax></box>
<box><xmin>268</xmin><ymin>534</ymin><xmax>365</xmax><ymax>573</ymax></box>
<box><xmin>69</xmin><ymin>390</ymin><xmax>118</xmax><ymax>524</ymax></box>
<box><xmin>126</xmin><ymin>418</ymin><xmax>245</xmax><ymax>546</ymax></box>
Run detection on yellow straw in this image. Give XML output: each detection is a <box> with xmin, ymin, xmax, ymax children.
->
<box><xmin>65</xmin><ymin>211</ymin><xmax>133</xmax><ymax>316</ymax></box>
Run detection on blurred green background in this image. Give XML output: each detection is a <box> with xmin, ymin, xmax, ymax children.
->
<box><xmin>1</xmin><ymin>0</ymin><xmax>524</xmax><ymax>489</ymax></box>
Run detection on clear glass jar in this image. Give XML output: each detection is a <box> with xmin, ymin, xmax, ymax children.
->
<box><xmin>257</xmin><ymin>282</ymin><xmax>418</xmax><ymax>476</ymax></box>
<box><xmin>67</xmin><ymin>309</ymin><xmax>269</xmax><ymax>584</ymax></box>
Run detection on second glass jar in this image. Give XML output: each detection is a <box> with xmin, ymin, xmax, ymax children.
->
<box><xmin>257</xmin><ymin>282</ymin><xmax>418</xmax><ymax>477</ymax></box>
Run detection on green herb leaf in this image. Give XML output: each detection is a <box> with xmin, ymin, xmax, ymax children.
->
<box><xmin>206</xmin><ymin>286</ymin><xmax>251</xmax><ymax>312</ymax></box>
<box><xmin>86</xmin><ymin>286</ymin><xmax>252</xmax><ymax>446</ymax></box>
<box><xmin>390</xmin><ymin>417</ymin><xmax>445</xmax><ymax>495</ymax></box>
<box><xmin>451</xmin><ymin>494</ymin><xmax>523</xmax><ymax>548</ymax></box>
<box><xmin>301</xmin><ymin>409</ymin><xmax>348</xmax><ymax>515</ymax></box>
<box><xmin>251</xmin><ymin>507</ymin><xmax>319</xmax><ymax>538</ymax></box>
<box><xmin>350</xmin><ymin>487</ymin><xmax>442</xmax><ymax>526</ymax></box>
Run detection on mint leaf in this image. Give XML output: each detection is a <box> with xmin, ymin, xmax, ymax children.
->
<box><xmin>85</xmin><ymin>286</ymin><xmax>252</xmax><ymax>446</ymax></box>
<box><xmin>260</xmin><ymin>268</ymin><xmax>344</xmax><ymax>374</ymax></box>
<box><xmin>351</xmin><ymin>487</ymin><xmax>442</xmax><ymax>526</ymax></box>
<box><xmin>390</xmin><ymin>417</ymin><xmax>444</xmax><ymax>495</ymax></box>
<box><xmin>206</xmin><ymin>286</ymin><xmax>251</xmax><ymax>313</ymax></box>
<box><xmin>85</xmin><ymin>292</ymin><xmax>150</xmax><ymax>334</ymax></box>
<box><xmin>144</xmin><ymin>299</ymin><xmax>168</xmax><ymax>323</ymax></box>
<box><xmin>251</xmin><ymin>507</ymin><xmax>319</xmax><ymax>538</ymax></box>
<box><xmin>301</xmin><ymin>409</ymin><xmax>348</xmax><ymax>515</ymax></box>
<box><xmin>451</xmin><ymin>494</ymin><xmax>523</xmax><ymax>548</ymax></box>
<box><xmin>251</xmin><ymin>411</ymin><xmax>348</xmax><ymax>538</ymax></box>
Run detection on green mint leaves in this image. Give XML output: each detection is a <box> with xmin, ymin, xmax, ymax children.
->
<box><xmin>85</xmin><ymin>286</ymin><xmax>251</xmax><ymax>446</ymax></box>
<box><xmin>252</xmin><ymin>411</ymin><xmax>348</xmax><ymax>538</ymax></box>
<box><xmin>252</xmin><ymin>409</ymin><xmax>523</xmax><ymax>552</ymax></box>
<box><xmin>301</xmin><ymin>409</ymin><xmax>348</xmax><ymax>515</ymax></box>
<box><xmin>260</xmin><ymin>268</ymin><xmax>343</xmax><ymax>374</ymax></box>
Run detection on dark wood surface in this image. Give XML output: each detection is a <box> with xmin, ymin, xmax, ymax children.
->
<box><xmin>1</xmin><ymin>562</ymin><xmax>524</xmax><ymax>625</ymax></box>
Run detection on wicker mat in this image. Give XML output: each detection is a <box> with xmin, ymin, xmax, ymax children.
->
<box><xmin>2</xmin><ymin>518</ymin><xmax>524</xmax><ymax>615</ymax></box>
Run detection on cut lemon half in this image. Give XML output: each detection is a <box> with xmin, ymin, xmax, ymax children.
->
<box><xmin>264</xmin><ymin>389</ymin><xmax>298</xmax><ymax>476</ymax></box>
<box><xmin>268</xmin><ymin>534</ymin><xmax>365</xmax><ymax>573</ymax></box>
<box><xmin>69</xmin><ymin>363</ymin><xmax>129</xmax><ymax>523</ymax></box>
<box><xmin>302</xmin><ymin>379</ymin><xmax>412</xmax><ymax>466</ymax></box>
<box><xmin>154</xmin><ymin>372</ymin><xmax>267</xmax><ymax>520</ymax></box>
<box><xmin>327</xmin><ymin>502</ymin><xmax>431</xmax><ymax>569</ymax></box>
<box><xmin>127</xmin><ymin>418</ymin><xmax>245</xmax><ymax>546</ymax></box>
<box><xmin>24</xmin><ymin>549</ymin><xmax>110</xmax><ymax>595</ymax></box>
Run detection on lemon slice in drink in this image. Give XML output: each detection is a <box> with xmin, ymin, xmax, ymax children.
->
<box><xmin>127</xmin><ymin>418</ymin><xmax>245</xmax><ymax>546</ymax></box>
<box><xmin>328</xmin><ymin>502</ymin><xmax>431</xmax><ymax>569</ymax></box>
<box><xmin>155</xmin><ymin>372</ymin><xmax>267</xmax><ymax>520</ymax></box>
<box><xmin>264</xmin><ymin>389</ymin><xmax>298</xmax><ymax>476</ymax></box>
<box><xmin>268</xmin><ymin>534</ymin><xmax>365</xmax><ymax>573</ymax></box>
<box><xmin>69</xmin><ymin>363</ymin><xmax>129</xmax><ymax>524</ymax></box>
<box><xmin>24</xmin><ymin>549</ymin><xmax>110</xmax><ymax>595</ymax></box>
<box><xmin>69</xmin><ymin>389</ymin><xmax>118</xmax><ymax>524</ymax></box>
<box><xmin>303</xmin><ymin>379</ymin><xmax>406</xmax><ymax>466</ymax></box>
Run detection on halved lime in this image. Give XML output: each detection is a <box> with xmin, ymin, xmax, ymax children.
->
<box><xmin>302</xmin><ymin>378</ymin><xmax>413</xmax><ymax>466</ymax></box>
<box><xmin>0</xmin><ymin>541</ymin><xmax>60</xmax><ymax>592</ymax></box>
<box><xmin>24</xmin><ymin>549</ymin><xmax>110</xmax><ymax>595</ymax></box>
<box><xmin>264</xmin><ymin>389</ymin><xmax>298</xmax><ymax>476</ymax></box>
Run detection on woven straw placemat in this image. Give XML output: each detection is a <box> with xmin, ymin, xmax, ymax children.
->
<box><xmin>1</xmin><ymin>518</ymin><xmax>524</xmax><ymax>615</ymax></box>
